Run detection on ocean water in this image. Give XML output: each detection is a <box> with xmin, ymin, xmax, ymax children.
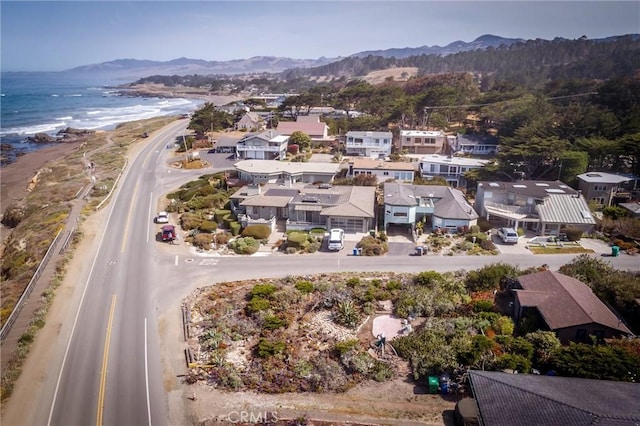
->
<box><xmin>0</xmin><ymin>72</ymin><xmax>203</xmax><ymax>163</ymax></box>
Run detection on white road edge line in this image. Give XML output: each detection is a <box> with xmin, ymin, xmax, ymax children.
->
<box><xmin>47</xmin><ymin>192</ymin><xmax>120</xmax><ymax>425</ymax></box>
<box><xmin>145</xmin><ymin>317</ymin><xmax>152</xmax><ymax>426</ymax></box>
<box><xmin>147</xmin><ymin>192</ymin><xmax>153</xmax><ymax>244</ymax></box>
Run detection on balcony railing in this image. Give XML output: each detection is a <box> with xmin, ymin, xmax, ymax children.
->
<box><xmin>236</xmin><ymin>145</ymin><xmax>283</xmax><ymax>152</ymax></box>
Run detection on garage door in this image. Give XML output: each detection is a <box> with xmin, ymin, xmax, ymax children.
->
<box><xmin>330</xmin><ymin>218</ymin><xmax>364</xmax><ymax>233</ymax></box>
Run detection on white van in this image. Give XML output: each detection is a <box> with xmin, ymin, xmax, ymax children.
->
<box><xmin>328</xmin><ymin>228</ymin><xmax>345</xmax><ymax>251</ymax></box>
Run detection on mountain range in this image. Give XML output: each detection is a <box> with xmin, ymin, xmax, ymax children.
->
<box><xmin>65</xmin><ymin>34</ymin><xmax>528</xmax><ymax>79</ymax></box>
<box><xmin>65</xmin><ymin>34</ymin><xmax>632</xmax><ymax>79</ymax></box>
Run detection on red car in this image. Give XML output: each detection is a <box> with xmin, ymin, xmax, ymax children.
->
<box><xmin>161</xmin><ymin>225</ymin><xmax>176</xmax><ymax>242</ymax></box>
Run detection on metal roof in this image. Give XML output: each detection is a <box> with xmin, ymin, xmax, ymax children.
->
<box><xmin>536</xmin><ymin>193</ymin><xmax>596</xmax><ymax>225</ymax></box>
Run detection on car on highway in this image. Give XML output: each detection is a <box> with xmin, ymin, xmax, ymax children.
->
<box><xmin>497</xmin><ymin>227</ymin><xmax>519</xmax><ymax>244</ymax></box>
<box><xmin>328</xmin><ymin>228</ymin><xmax>345</xmax><ymax>251</ymax></box>
<box><xmin>155</xmin><ymin>211</ymin><xmax>169</xmax><ymax>223</ymax></box>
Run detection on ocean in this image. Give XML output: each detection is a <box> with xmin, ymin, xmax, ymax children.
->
<box><xmin>0</xmin><ymin>72</ymin><xmax>203</xmax><ymax>164</ymax></box>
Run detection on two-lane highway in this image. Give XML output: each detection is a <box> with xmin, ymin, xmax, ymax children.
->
<box><xmin>46</xmin><ymin>120</ymin><xmax>189</xmax><ymax>426</ymax></box>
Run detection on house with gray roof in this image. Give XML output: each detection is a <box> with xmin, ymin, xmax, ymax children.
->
<box><xmin>576</xmin><ymin>171</ymin><xmax>634</xmax><ymax>208</ymax></box>
<box><xmin>235</xmin><ymin>130</ymin><xmax>289</xmax><ymax>161</ymax></box>
<box><xmin>230</xmin><ymin>183</ymin><xmax>375</xmax><ymax>233</ymax></box>
<box><xmin>419</xmin><ymin>154</ymin><xmax>490</xmax><ymax>188</ymax></box>
<box><xmin>234</xmin><ymin>160</ymin><xmax>340</xmax><ymax>184</ymax></box>
<box><xmin>383</xmin><ymin>183</ymin><xmax>478</xmax><ymax>233</ymax></box>
<box><xmin>475</xmin><ymin>180</ymin><xmax>596</xmax><ymax>236</ymax></box>
<box><xmin>512</xmin><ymin>270</ymin><xmax>633</xmax><ymax>343</ymax></box>
<box><xmin>464</xmin><ymin>370</ymin><xmax>640</xmax><ymax>426</ymax></box>
<box><xmin>448</xmin><ymin>133</ymin><xmax>498</xmax><ymax>155</ymax></box>
<box><xmin>345</xmin><ymin>131</ymin><xmax>393</xmax><ymax>159</ymax></box>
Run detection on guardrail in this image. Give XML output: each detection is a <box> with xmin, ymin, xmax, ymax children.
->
<box><xmin>0</xmin><ymin>228</ymin><xmax>63</xmax><ymax>341</ymax></box>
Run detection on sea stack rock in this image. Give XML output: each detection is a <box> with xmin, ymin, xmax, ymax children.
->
<box><xmin>27</xmin><ymin>133</ymin><xmax>55</xmax><ymax>143</ymax></box>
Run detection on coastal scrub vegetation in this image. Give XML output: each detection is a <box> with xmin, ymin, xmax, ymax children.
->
<box><xmin>184</xmin><ymin>265</ymin><xmax>640</xmax><ymax>394</ymax></box>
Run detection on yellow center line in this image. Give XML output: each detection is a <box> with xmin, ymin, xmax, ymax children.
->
<box><xmin>96</xmin><ymin>294</ymin><xmax>117</xmax><ymax>426</ymax></box>
<box><xmin>120</xmin><ymin>181</ymin><xmax>140</xmax><ymax>253</ymax></box>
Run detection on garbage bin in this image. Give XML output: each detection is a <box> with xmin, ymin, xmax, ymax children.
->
<box><xmin>353</xmin><ymin>248</ymin><xmax>359</xmax><ymax>256</ymax></box>
<box><xmin>428</xmin><ymin>376</ymin><xmax>439</xmax><ymax>394</ymax></box>
<box><xmin>369</xmin><ymin>229</ymin><xmax>376</xmax><ymax>237</ymax></box>
<box><xmin>611</xmin><ymin>245</ymin><xmax>620</xmax><ymax>257</ymax></box>
<box><xmin>415</xmin><ymin>246</ymin><xmax>424</xmax><ymax>256</ymax></box>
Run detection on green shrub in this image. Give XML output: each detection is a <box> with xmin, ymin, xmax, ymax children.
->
<box><xmin>357</xmin><ymin>236</ymin><xmax>388</xmax><ymax>256</ymax></box>
<box><xmin>250</xmin><ymin>283</ymin><xmax>277</xmax><ymax>298</ymax></box>
<box><xmin>222</xmin><ymin>214</ymin><xmax>235</xmax><ymax>227</ymax></box>
<box><xmin>473</xmin><ymin>300</ymin><xmax>494</xmax><ymax>312</ymax></box>
<box><xmin>517</xmin><ymin>227</ymin><xmax>526</xmax><ymax>237</ymax></box>
<box><xmin>199</xmin><ymin>220</ymin><xmax>218</xmax><ymax>233</ymax></box>
<box><xmin>495</xmin><ymin>353</ymin><xmax>531</xmax><ymax>373</ymax></box>
<box><xmin>563</xmin><ymin>227</ymin><xmax>583</xmax><ymax>241</ymax></box>
<box><xmin>214</xmin><ymin>209</ymin><xmax>231</xmax><ymax>223</ymax></box>
<box><xmin>469</xmin><ymin>225</ymin><xmax>481</xmax><ymax>234</ymax></box>
<box><xmin>287</xmin><ymin>231</ymin><xmax>308</xmax><ymax>248</ymax></box>
<box><xmin>263</xmin><ymin>315</ymin><xmax>288</xmax><ymax>330</ymax></box>
<box><xmin>229</xmin><ymin>221</ymin><xmax>241</xmax><ymax>236</ymax></box>
<box><xmin>229</xmin><ymin>236</ymin><xmax>259</xmax><ymax>254</ymax></box>
<box><xmin>295</xmin><ymin>280</ymin><xmax>315</xmax><ymax>294</ymax></box>
<box><xmin>241</xmin><ymin>224</ymin><xmax>271</xmax><ymax>240</ymax></box>
<box><xmin>246</xmin><ymin>297</ymin><xmax>270</xmax><ymax>313</ymax></box>
<box><xmin>466</xmin><ymin>263</ymin><xmax>521</xmax><ymax>292</ymax></box>
<box><xmin>465</xmin><ymin>233</ymin><xmax>487</xmax><ymax>242</ymax></box>
<box><xmin>414</xmin><ymin>271</ymin><xmax>445</xmax><ymax>286</ymax></box>
<box><xmin>256</xmin><ymin>337</ymin><xmax>286</xmax><ymax>358</ymax></box>
<box><xmin>334</xmin><ymin>339</ymin><xmax>360</xmax><ymax>355</ymax></box>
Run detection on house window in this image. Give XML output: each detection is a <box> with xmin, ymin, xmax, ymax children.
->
<box><xmin>592</xmin><ymin>197</ymin><xmax>605</xmax><ymax>205</ymax></box>
<box><xmin>415</xmin><ymin>138</ymin><xmax>422</xmax><ymax>144</ymax></box>
<box><xmin>406</xmin><ymin>137</ymin><xmax>412</xmax><ymax>142</ymax></box>
<box><xmin>393</xmin><ymin>212</ymin><xmax>407</xmax><ymax>217</ymax></box>
<box><xmin>576</xmin><ymin>329</ymin><xmax>588</xmax><ymax>341</ymax></box>
<box><xmin>426</xmin><ymin>138</ymin><xmax>436</xmax><ymax>144</ymax></box>
<box><xmin>594</xmin><ymin>184</ymin><xmax>608</xmax><ymax>191</ymax></box>
<box><xmin>383</xmin><ymin>171</ymin><xmax>389</xmax><ymax>176</ymax></box>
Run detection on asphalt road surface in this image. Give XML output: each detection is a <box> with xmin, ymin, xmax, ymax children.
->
<box><xmin>19</xmin><ymin>120</ymin><xmax>640</xmax><ymax>426</ymax></box>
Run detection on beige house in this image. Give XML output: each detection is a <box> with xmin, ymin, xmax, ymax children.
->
<box><xmin>235</xmin><ymin>112</ymin><xmax>264</xmax><ymax>131</ymax></box>
<box><xmin>512</xmin><ymin>270</ymin><xmax>632</xmax><ymax>343</ymax></box>
<box><xmin>276</xmin><ymin>115</ymin><xmax>330</xmax><ymax>141</ymax></box>
<box><xmin>348</xmin><ymin>158</ymin><xmax>416</xmax><ymax>183</ymax></box>
<box><xmin>398</xmin><ymin>130</ymin><xmax>446</xmax><ymax>154</ymax></box>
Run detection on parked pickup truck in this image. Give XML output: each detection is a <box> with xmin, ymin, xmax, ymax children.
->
<box><xmin>497</xmin><ymin>227</ymin><xmax>519</xmax><ymax>244</ymax></box>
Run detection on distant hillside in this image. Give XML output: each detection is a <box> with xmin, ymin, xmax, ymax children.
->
<box><xmin>66</xmin><ymin>56</ymin><xmax>341</xmax><ymax>79</ymax></box>
<box><xmin>281</xmin><ymin>34</ymin><xmax>640</xmax><ymax>88</ymax></box>
<box><xmin>352</xmin><ymin>34</ymin><xmax>524</xmax><ymax>58</ymax></box>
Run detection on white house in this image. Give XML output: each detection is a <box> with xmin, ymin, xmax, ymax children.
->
<box><xmin>235</xmin><ymin>130</ymin><xmax>289</xmax><ymax>161</ymax></box>
<box><xmin>348</xmin><ymin>158</ymin><xmax>416</xmax><ymax>183</ymax></box>
<box><xmin>419</xmin><ymin>154</ymin><xmax>490</xmax><ymax>188</ymax></box>
<box><xmin>398</xmin><ymin>130</ymin><xmax>447</xmax><ymax>155</ymax></box>
<box><xmin>235</xmin><ymin>112</ymin><xmax>264</xmax><ymax>131</ymax></box>
<box><xmin>345</xmin><ymin>131</ymin><xmax>393</xmax><ymax>159</ymax></box>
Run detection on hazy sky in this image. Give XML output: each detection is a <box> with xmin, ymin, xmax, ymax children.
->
<box><xmin>1</xmin><ymin>1</ymin><xmax>639</xmax><ymax>72</ymax></box>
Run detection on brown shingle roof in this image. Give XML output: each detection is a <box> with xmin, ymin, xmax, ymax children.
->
<box><xmin>516</xmin><ymin>271</ymin><xmax>631</xmax><ymax>334</ymax></box>
<box><xmin>277</xmin><ymin>121</ymin><xmax>328</xmax><ymax>137</ymax></box>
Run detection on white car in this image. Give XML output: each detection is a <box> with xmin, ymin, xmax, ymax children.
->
<box><xmin>155</xmin><ymin>211</ymin><xmax>169</xmax><ymax>224</ymax></box>
<box><xmin>328</xmin><ymin>228</ymin><xmax>345</xmax><ymax>251</ymax></box>
<box><xmin>497</xmin><ymin>227</ymin><xmax>519</xmax><ymax>244</ymax></box>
